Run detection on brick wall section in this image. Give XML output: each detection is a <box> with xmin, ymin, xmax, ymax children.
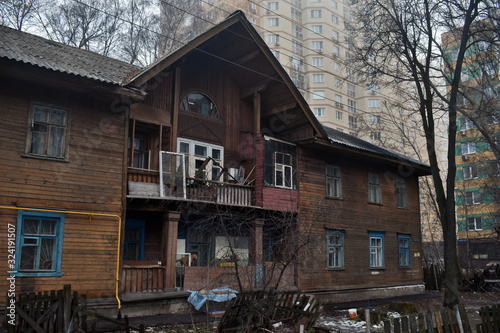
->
<box><xmin>255</xmin><ymin>133</ymin><xmax>264</xmax><ymax>207</ymax></box>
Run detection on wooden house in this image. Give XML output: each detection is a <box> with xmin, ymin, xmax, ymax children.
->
<box><xmin>0</xmin><ymin>11</ymin><xmax>430</xmax><ymax>317</ymax></box>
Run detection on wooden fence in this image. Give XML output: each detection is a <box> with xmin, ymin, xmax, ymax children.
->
<box><xmin>218</xmin><ymin>291</ymin><xmax>323</xmax><ymax>332</ymax></box>
<box><xmin>4</xmin><ymin>285</ymin><xmax>144</xmax><ymax>333</ymax></box>
<box><xmin>383</xmin><ymin>304</ymin><xmax>471</xmax><ymax>333</ymax></box>
<box><xmin>477</xmin><ymin>305</ymin><xmax>500</xmax><ymax>333</ymax></box>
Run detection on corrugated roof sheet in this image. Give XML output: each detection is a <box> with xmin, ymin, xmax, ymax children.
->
<box><xmin>323</xmin><ymin>125</ymin><xmax>429</xmax><ymax>168</ymax></box>
<box><xmin>0</xmin><ymin>25</ymin><xmax>139</xmax><ymax>85</ymax></box>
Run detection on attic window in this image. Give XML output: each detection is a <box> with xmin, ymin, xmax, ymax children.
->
<box><xmin>180</xmin><ymin>92</ymin><xmax>220</xmax><ymax>119</ymax></box>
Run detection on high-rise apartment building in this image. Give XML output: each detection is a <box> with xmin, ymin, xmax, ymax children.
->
<box><xmin>206</xmin><ymin>0</ymin><xmax>411</xmax><ymax>149</ymax></box>
<box><xmin>443</xmin><ymin>22</ymin><xmax>500</xmax><ymax>270</ymax></box>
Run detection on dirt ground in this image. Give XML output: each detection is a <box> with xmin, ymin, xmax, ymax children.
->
<box><xmin>315</xmin><ymin>290</ymin><xmax>500</xmax><ymax>333</ymax></box>
<box><xmin>102</xmin><ymin>290</ymin><xmax>500</xmax><ymax>332</ymax></box>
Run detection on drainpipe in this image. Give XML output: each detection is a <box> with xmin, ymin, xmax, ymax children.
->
<box><xmin>0</xmin><ymin>205</ymin><xmax>123</xmax><ymax>311</ymax></box>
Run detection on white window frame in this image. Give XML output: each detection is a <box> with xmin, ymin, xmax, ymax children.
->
<box><xmin>335</xmin><ymin>94</ymin><xmax>343</xmax><ymax>108</ymax></box>
<box><xmin>348</xmin><ymin>99</ymin><xmax>357</xmax><ymax>113</ymax></box>
<box><xmin>459</xmin><ymin>117</ymin><xmax>473</xmax><ymax>130</ymax></box>
<box><xmin>313</xmin><ymin>107</ymin><xmax>325</xmax><ymax>117</ymax></box>
<box><xmin>369</xmin><ymin>232</ymin><xmax>384</xmax><ymax>268</ymax></box>
<box><xmin>461</xmin><ymin>142</ymin><xmax>476</xmax><ymax>155</ymax></box>
<box><xmin>311</xmin><ymin>9</ymin><xmax>322</xmax><ymax>18</ymax></box>
<box><xmin>327</xmin><ymin>229</ymin><xmax>344</xmax><ymax>269</ymax></box>
<box><xmin>465</xmin><ymin>191</ymin><xmax>481</xmax><ymax>205</ymax></box>
<box><xmin>463</xmin><ymin>166</ymin><xmax>477</xmax><ymax>180</ymax></box>
<box><xmin>467</xmin><ymin>217</ymin><xmax>482</xmax><ymax>231</ymax></box>
<box><xmin>267</xmin><ymin>18</ymin><xmax>279</xmax><ymax>26</ymax></box>
<box><xmin>312</xmin><ymin>57</ymin><xmax>324</xmax><ymax>66</ymax></box>
<box><xmin>177</xmin><ymin>138</ymin><xmax>224</xmax><ymax>181</ymax></box>
<box><xmin>348</xmin><ymin>115</ymin><xmax>357</xmax><ymax>129</ymax></box>
<box><xmin>312</xmin><ymin>41</ymin><xmax>323</xmax><ymax>50</ymax></box>
<box><xmin>313</xmin><ymin>73</ymin><xmax>325</xmax><ymax>83</ymax></box>
<box><xmin>268</xmin><ymin>1</ymin><xmax>279</xmax><ymax>10</ymax></box>
<box><xmin>313</xmin><ymin>90</ymin><xmax>325</xmax><ymax>100</ymax></box>
<box><xmin>274</xmin><ymin>152</ymin><xmax>293</xmax><ymax>189</ymax></box>
<box><xmin>311</xmin><ymin>25</ymin><xmax>323</xmax><ymax>34</ymax></box>
<box><xmin>368</xmin><ymin>99</ymin><xmax>380</xmax><ymax>108</ymax></box>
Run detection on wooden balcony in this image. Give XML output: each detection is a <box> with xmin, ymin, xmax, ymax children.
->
<box><xmin>185</xmin><ymin>178</ymin><xmax>254</xmax><ymax>206</ymax></box>
<box><xmin>128</xmin><ymin>169</ymin><xmax>254</xmax><ymax>206</ymax></box>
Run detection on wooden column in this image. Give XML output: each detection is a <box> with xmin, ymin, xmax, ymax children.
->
<box><xmin>162</xmin><ymin>211</ymin><xmax>180</xmax><ymax>289</ymax></box>
<box><xmin>251</xmin><ymin>218</ymin><xmax>265</xmax><ymax>287</ymax></box>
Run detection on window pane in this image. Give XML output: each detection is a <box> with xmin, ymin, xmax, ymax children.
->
<box><xmin>276</xmin><ymin>168</ymin><xmax>283</xmax><ymax>186</ymax></box>
<box><xmin>34</xmin><ymin>107</ymin><xmax>49</xmax><ymax>122</ymax></box>
<box><xmin>48</xmin><ymin>126</ymin><xmax>64</xmax><ymax>158</ymax></box>
<box><xmin>284</xmin><ymin>165</ymin><xmax>292</xmax><ymax>187</ymax></box>
<box><xmin>20</xmin><ymin>245</ymin><xmax>37</xmax><ymax>270</ymax></box>
<box><xmin>23</xmin><ymin>219</ymin><xmax>40</xmax><ymax>235</ymax></box>
<box><xmin>212</xmin><ymin>148</ymin><xmax>221</xmax><ymax>160</ymax></box>
<box><xmin>30</xmin><ymin>126</ymin><xmax>47</xmax><ymax>155</ymax></box>
<box><xmin>41</xmin><ymin>219</ymin><xmax>57</xmax><ymax>235</ymax></box>
<box><xmin>179</xmin><ymin>142</ymin><xmax>189</xmax><ymax>153</ymax></box>
<box><xmin>194</xmin><ymin>145</ymin><xmax>207</xmax><ymax>156</ymax></box>
<box><xmin>39</xmin><ymin>238</ymin><xmax>55</xmax><ymax>270</ymax></box>
<box><xmin>127</xmin><ymin>243</ymin><xmax>140</xmax><ymax>260</ymax></box>
<box><xmin>50</xmin><ymin>110</ymin><xmax>67</xmax><ymax>126</ymax></box>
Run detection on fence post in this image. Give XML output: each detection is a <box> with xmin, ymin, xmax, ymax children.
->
<box><xmin>63</xmin><ymin>285</ymin><xmax>71</xmax><ymax>332</ymax></box>
<box><xmin>365</xmin><ymin>308</ymin><xmax>371</xmax><ymax>333</ymax></box>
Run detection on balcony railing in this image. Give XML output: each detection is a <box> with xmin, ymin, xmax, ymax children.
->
<box><xmin>185</xmin><ymin>178</ymin><xmax>253</xmax><ymax>206</ymax></box>
<box><xmin>121</xmin><ymin>265</ymin><xmax>165</xmax><ymax>293</ymax></box>
<box><xmin>128</xmin><ymin>152</ymin><xmax>254</xmax><ymax>206</ymax></box>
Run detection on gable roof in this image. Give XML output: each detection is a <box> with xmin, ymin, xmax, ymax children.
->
<box><xmin>128</xmin><ymin>10</ymin><xmax>328</xmax><ymax>140</ymax></box>
<box><xmin>0</xmin><ymin>25</ymin><xmax>139</xmax><ymax>85</ymax></box>
<box><xmin>322</xmin><ymin>125</ymin><xmax>430</xmax><ymax>172</ymax></box>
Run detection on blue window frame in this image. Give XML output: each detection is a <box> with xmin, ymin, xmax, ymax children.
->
<box><xmin>15</xmin><ymin>210</ymin><xmax>65</xmax><ymax>277</ymax></box>
<box><xmin>369</xmin><ymin>231</ymin><xmax>384</xmax><ymax>269</ymax></box>
<box><xmin>123</xmin><ymin>219</ymin><xmax>145</xmax><ymax>261</ymax></box>
<box><xmin>327</xmin><ymin>229</ymin><xmax>344</xmax><ymax>269</ymax></box>
<box><xmin>398</xmin><ymin>234</ymin><xmax>411</xmax><ymax>267</ymax></box>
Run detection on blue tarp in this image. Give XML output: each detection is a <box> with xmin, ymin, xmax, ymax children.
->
<box><xmin>187</xmin><ymin>287</ymin><xmax>238</xmax><ymax>311</ymax></box>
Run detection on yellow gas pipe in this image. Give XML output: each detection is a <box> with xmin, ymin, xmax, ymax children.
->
<box><xmin>0</xmin><ymin>205</ymin><xmax>123</xmax><ymax>311</ymax></box>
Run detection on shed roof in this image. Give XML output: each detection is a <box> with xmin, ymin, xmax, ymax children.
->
<box><xmin>322</xmin><ymin>125</ymin><xmax>430</xmax><ymax>170</ymax></box>
<box><xmin>0</xmin><ymin>25</ymin><xmax>139</xmax><ymax>85</ymax></box>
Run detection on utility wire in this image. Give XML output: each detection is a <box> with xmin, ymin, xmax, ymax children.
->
<box><xmin>68</xmin><ymin>0</ymin><xmax>424</xmax><ymax>138</ymax></box>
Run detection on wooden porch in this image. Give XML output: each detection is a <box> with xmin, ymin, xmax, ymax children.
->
<box><xmin>127</xmin><ymin>169</ymin><xmax>254</xmax><ymax>206</ymax></box>
<box><xmin>120</xmin><ymin>264</ymin><xmax>166</xmax><ymax>293</ymax></box>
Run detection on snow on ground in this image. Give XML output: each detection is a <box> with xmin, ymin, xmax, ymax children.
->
<box><xmin>314</xmin><ymin>310</ymin><xmax>402</xmax><ymax>333</ymax></box>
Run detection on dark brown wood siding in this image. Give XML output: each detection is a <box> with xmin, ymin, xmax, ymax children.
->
<box><xmin>0</xmin><ymin>77</ymin><xmax>125</xmax><ymax>298</ymax></box>
<box><xmin>297</xmin><ymin>146</ymin><xmax>424</xmax><ymax>291</ymax></box>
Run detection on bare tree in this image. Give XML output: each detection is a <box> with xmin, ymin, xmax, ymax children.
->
<box><xmin>1</xmin><ymin>0</ymin><xmax>42</xmax><ymax>31</ymax></box>
<box><xmin>349</xmin><ymin>0</ymin><xmax>498</xmax><ymax>307</ymax></box>
<box><xmin>119</xmin><ymin>0</ymin><xmax>159</xmax><ymax>65</ymax></box>
<box><xmin>37</xmin><ymin>0</ymin><xmax>123</xmax><ymax>56</ymax></box>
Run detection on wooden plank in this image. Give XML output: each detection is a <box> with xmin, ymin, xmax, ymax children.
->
<box><xmin>440</xmin><ymin>308</ymin><xmax>452</xmax><ymax>333</ymax></box>
<box><xmin>435</xmin><ymin>311</ymin><xmax>444</xmax><ymax>333</ymax></box>
<box><xmin>394</xmin><ymin>317</ymin><xmax>401</xmax><ymax>333</ymax></box>
<box><xmin>410</xmin><ymin>315</ymin><xmax>418</xmax><ymax>333</ymax></box>
<box><xmin>14</xmin><ymin>304</ymin><xmax>46</xmax><ymax>333</ymax></box>
<box><xmin>458</xmin><ymin>304</ymin><xmax>472</xmax><ymax>333</ymax></box>
<box><xmin>402</xmin><ymin>316</ymin><xmax>409</xmax><ymax>333</ymax></box>
<box><xmin>493</xmin><ymin>304</ymin><xmax>500</xmax><ymax>333</ymax></box>
<box><xmin>426</xmin><ymin>311</ymin><xmax>435</xmax><ymax>333</ymax></box>
<box><xmin>418</xmin><ymin>313</ymin><xmax>426</xmax><ymax>333</ymax></box>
